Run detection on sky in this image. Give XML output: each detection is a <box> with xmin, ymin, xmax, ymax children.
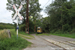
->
<box><xmin>39</xmin><ymin>0</ymin><xmax>53</xmax><ymax>17</ymax></box>
<box><xmin>0</xmin><ymin>0</ymin><xmax>52</xmax><ymax>23</ymax></box>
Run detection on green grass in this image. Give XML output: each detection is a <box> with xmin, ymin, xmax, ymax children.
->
<box><xmin>36</xmin><ymin>33</ymin><xmax>50</xmax><ymax>36</ymax></box>
<box><xmin>0</xmin><ymin>29</ymin><xmax>31</xmax><ymax>50</ymax></box>
<box><xmin>19</xmin><ymin>34</ymin><xmax>33</xmax><ymax>39</ymax></box>
<box><xmin>50</xmin><ymin>32</ymin><xmax>75</xmax><ymax>38</ymax></box>
<box><xmin>19</xmin><ymin>31</ymin><xmax>34</xmax><ymax>38</ymax></box>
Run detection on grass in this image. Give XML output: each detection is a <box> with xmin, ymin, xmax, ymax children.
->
<box><xmin>19</xmin><ymin>34</ymin><xmax>33</xmax><ymax>39</ymax></box>
<box><xmin>36</xmin><ymin>33</ymin><xmax>50</xmax><ymax>36</ymax></box>
<box><xmin>50</xmin><ymin>32</ymin><xmax>75</xmax><ymax>38</ymax></box>
<box><xmin>0</xmin><ymin>29</ymin><xmax>31</xmax><ymax>50</ymax></box>
<box><xmin>0</xmin><ymin>29</ymin><xmax>9</xmax><ymax>40</ymax></box>
<box><xmin>19</xmin><ymin>31</ymin><xmax>34</xmax><ymax>38</ymax></box>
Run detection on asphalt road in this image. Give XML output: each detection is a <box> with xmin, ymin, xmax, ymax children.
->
<box><xmin>23</xmin><ymin>34</ymin><xmax>75</xmax><ymax>50</ymax></box>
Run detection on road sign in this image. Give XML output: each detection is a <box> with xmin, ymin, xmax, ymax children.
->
<box><xmin>17</xmin><ymin>26</ymin><xmax>19</xmax><ymax>29</ymax></box>
<box><xmin>13</xmin><ymin>5</ymin><xmax>23</xmax><ymax>20</ymax></box>
<box><xmin>13</xmin><ymin>5</ymin><xmax>23</xmax><ymax>39</ymax></box>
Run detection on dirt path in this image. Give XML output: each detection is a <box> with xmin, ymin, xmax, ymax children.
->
<box><xmin>23</xmin><ymin>34</ymin><xmax>75</xmax><ymax>50</ymax></box>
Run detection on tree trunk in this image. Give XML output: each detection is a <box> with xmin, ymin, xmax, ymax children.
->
<box><xmin>34</xmin><ymin>20</ymin><xmax>36</xmax><ymax>32</ymax></box>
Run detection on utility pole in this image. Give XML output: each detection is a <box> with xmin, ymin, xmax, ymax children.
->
<box><xmin>26</xmin><ymin>0</ymin><xmax>29</xmax><ymax>34</ymax></box>
<box><xmin>61</xmin><ymin>0</ymin><xmax>63</xmax><ymax>31</ymax></box>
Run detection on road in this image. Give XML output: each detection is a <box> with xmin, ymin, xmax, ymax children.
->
<box><xmin>23</xmin><ymin>34</ymin><xmax>75</xmax><ymax>50</ymax></box>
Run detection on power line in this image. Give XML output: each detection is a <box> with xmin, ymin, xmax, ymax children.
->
<box><xmin>42</xmin><ymin>0</ymin><xmax>50</xmax><ymax>8</ymax></box>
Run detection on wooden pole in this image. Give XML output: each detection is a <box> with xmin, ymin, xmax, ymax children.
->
<box><xmin>26</xmin><ymin>0</ymin><xmax>29</xmax><ymax>34</ymax></box>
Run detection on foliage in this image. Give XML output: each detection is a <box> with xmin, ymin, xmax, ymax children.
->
<box><xmin>6</xmin><ymin>0</ymin><xmax>42</xmax><ymax>32</ymax></box>
<box><xmin>0</xmin><ymin>23</ymin><xmax>14</xmax><ymax>29</ymax></box>
<box><xmin>19</xmin><ymin>24</ymin><xmax>25</xmax><ymax>31</ymax></box>
<box><xmin>70</xmin><ymin>28</ymin><xmax>75</xmax><ymax>33</ymax></box>
<box><xmin>43</xmin><ymin>0</ymin><xmax>75</xmax><ymax>33</ymax></box>
<box><xmin>39</xmin><ymin>17</ymin><xmax>51</xmax><ymax>33</ymax></box>
<box><xmin>6</xmin><ymin>0</ymin><xmax>75</xmax><ymax>34</ymax></box>
<box><xmin>19</xmin><ymin>19</ymin><xmax>34</xmax><ymax>32</ymax></box>
<box><xmin>50</xmin><ymin>32</ymin><xmax>75</xmax><ymax>38</ymax></box>
<box><xmin>62</xmin><ymin>24</ymin><xmax>71</xmax><ymax>31</ymax></box>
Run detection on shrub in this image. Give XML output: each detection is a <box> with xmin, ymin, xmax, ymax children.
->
<box><xmin>19</xmin><ymin>24</ymin><xmax>25</xmax><ymax>31</ymax></box>
<box><xmin>0</xmin><ymin>23</ymin><xmax>14</xmax><ymax>29</ymax></box>
<box><xmin>54</xmin><ymin>29</ymin><xmax>63</xmax><ymax>34</ymax></box>
<box><xmin>62</xmin><ymin>24</ymin><xmax>71</xmax><ymax>31</ymax></box>
<box><xmin>50</xmin><ymin>29</ymin><xmax>57</xmax><ymax>33</ymax></box>
<box><xmin>70</xmin><ymin>28</ymin><xmax>75</xmax><ymax>33</ymax></box>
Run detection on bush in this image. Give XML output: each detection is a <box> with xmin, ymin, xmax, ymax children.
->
<box><xmin>19</xmin><ymin>24</ymin><xmax>25</xmax><ymax>31</ymax></box>
<box><xmin>0</xmin><ymin>23</ymin><xmax>14</xmax><ymax>29</ymax></box>
<box><xmin>62</xmin><ymin>24</ymin><xmax>71</xmax><ymax>31</ymax></box>
<box><xmin>70</xmin><ymin>28</ymin><xmax>75</xmax><ymax>33</ymax></box>
<box><xmin>19</xmin><ymin>20</ymin><xmax>34</xmax><ymax>32</ymax></box>
<box><xmin>50</xmin><ymin>29</ymin><xmax>57</xmax><ymax>33</ymax></box>
<box><xmin>54</xmin><ymin>29</ymin><xmax>63</xmax><ymax>34</ymax></box>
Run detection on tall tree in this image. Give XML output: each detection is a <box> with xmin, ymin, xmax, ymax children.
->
<box><xmin>45</xmin><ymin>0</ymin><xmax>75</xmax><ymax>32</ymax></box>
<box><xmin>6</xmin><ymin>0</ymin><xmax>41</xmax><ymax>32</ymax></box>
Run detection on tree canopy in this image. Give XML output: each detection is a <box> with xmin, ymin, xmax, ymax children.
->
<box><xmin>6</xmin><ymin>0</ymin><xmax>75</xmax><ymax>33</ymax></box>
<box><xmin>42</xmin><ymin>0</ymin><xmax>75</xmax><ymax>32</ymax></box>
<box><xmin>6</xmin><ymin>0</ymin><xmax>42</xmax><ymax>32</ymax></box>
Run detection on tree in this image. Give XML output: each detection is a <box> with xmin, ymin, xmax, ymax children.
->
<box><xmin>6</xmin><ymin>0</ymin><xmax>41</xmax><ymax>32</ymax></box>
<box><xmin>45</xmin><ymin>0</ymin><xmax>75</xmax><ymax>32</ymax></box>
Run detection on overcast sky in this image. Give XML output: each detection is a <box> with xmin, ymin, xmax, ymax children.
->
<box><xmin>0</xmin><ymin>0</ymin><xmax>52</xmax><ymax>23</ymax></box>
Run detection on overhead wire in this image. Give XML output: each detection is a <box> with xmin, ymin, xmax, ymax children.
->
<box><xmin>42</xmin><ymin>0</ymin><xmax>50</xmax><ymax>9</ymax></box>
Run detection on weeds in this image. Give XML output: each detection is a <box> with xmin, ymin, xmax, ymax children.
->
<box><xmin>0</xmin><ymin>29</ymin><xmax>9</xmax><ymax>40</ymax></box>
<box><xmin>0</xmin><ymin>29</ymin><xmax>31</xmax><ymax>50</ymax></box>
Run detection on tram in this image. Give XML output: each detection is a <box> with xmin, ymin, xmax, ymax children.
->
<box><xmin>37</xmin><ymin>27</ymin><xmax>42</xmax><ymax>33</ymax></box>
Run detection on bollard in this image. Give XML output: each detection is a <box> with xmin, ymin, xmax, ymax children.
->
<box><xmin>7</xmin><ymin>30</ymin><xmax>11</xmax><ymax>38</ymax></box>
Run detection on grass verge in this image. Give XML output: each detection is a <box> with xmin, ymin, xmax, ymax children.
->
<box><xmin>50</xmin><ymin>32</ymin><xmax>75</xmax><ymax>38</ymax></box>
<box><xmin>19</xmin><ymin>31</ymin><xmax>34</xmax><ymax>38</ymax></box>
<box><xmin>0</xmin><ymin>29</ymin><xmax>31</xmax><ymax>50</ymax></box>
<box><xmin>19</xmin><ymin>34</ymin><xmax>33</xmax><ymax>39</ymax></box>
<box><xmin>36</xmin><ymin>33</ymin><xmax>50</xmax><ymax>36</ymax></box>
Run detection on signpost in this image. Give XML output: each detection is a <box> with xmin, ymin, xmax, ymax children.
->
<box><xmin>13</xmin><ymin>5</ymin><xmax>23</xmax><ymax>38</ymax></box>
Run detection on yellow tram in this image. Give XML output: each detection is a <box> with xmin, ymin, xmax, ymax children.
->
<box><xmin>37</xmin><ymin>27</ymin><xmax>42</xmax><ymax>33</ymax></box>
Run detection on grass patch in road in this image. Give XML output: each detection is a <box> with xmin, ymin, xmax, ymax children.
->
<box><xmin>19</xmin><ymin>34</ymin><xmax>33</xmax><ymax>39</ymax></box>
<box><xmin>50</xmin><ymin>32</ymin><xmax>75</xmax><ymax>38</ymax></box>
<box><xmin>19</xmin><ymin>31</ymin><xmax>34</xmax><ymax>38</ymax></box>
<box><xmin>0</xmin><ymin>29</ymin><xmax>31</xmax><ymax>50</ymax></box>
<box><xmin>36</xmin><ymin>33</ymin><xmax>50</xmax><ymax>36</ymax></box>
